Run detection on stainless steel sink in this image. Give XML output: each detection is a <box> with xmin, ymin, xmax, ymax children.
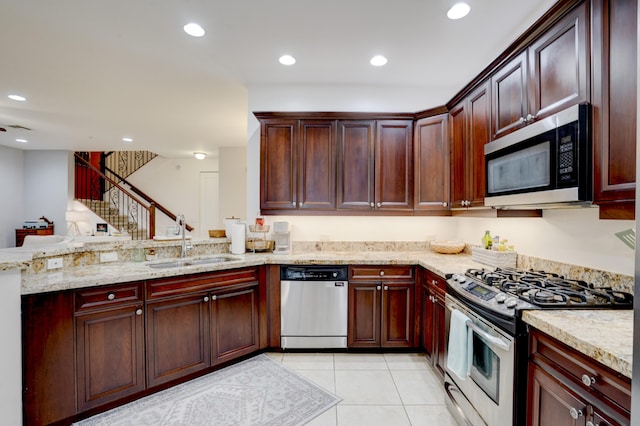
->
<box><xmin>147</xmin><ymin>255</ymin><xmax>241</xmax><ymax>269</ymax></box>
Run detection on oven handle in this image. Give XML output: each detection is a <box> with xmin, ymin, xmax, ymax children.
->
<box><xmin>465</xmin><ymin>320</ymin><xmax>511</xmax><ymax>352</ymax></box>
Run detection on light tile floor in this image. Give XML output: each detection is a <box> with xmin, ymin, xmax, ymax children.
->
<box><xmin>266</xmin><ymin>352</ymin><xmax>458</xmax><ymax>426</ymax></box>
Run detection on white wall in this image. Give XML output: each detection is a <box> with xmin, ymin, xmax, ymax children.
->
<box><xmin>219</xmin><ymin>146</ymin><xmax>247</xmax><ymax>222</ymax></box>
<box><xmin>0</xmin><ymin>269</ymin><xmax>23</xmax><ymax>425</ymax></box>
<box><xmin>0</xmin><ymin>146</ymin><xmax>24</xmax><ymax>248</ymax></box>
<box><xmin>247</xmin><ymin>84</ymin><xmax>636</xmax><ymax>277</ymax></box>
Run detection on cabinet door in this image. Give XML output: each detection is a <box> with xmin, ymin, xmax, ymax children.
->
<box><xmin>449</xmin><ymin>102</ymin><xmax>467</xmax><ymax>209</ymax></box>
<box><xmin>337</xmin><ymin>120</ymin><xmax>375</xmax><ymax>210</ymax></box>
<box><xmin>348</xmin><ymin>283</ymin><xmax>380</xmax><ymax>347</ymax></box>
<box><xmin>414</xmin><ymin>114</ymin><xmax>449</xmax><ymax>211</ymax></box>
<box><xmin>528</xmin><ymin>2</ymin><xmax>588</xmax><ymax>121</ymax></box>
<box><xmin>299</xmin><ymin>120</ymin><xmax>336</xmax><ymax>210</ymax></box>
<box><xmin>211</xmin><ymin>282</ymin><xmax>260</xmax><ymax>365</ymax></box>
<box><xmin>421</xmin><ymin>282</ymin><xmax>434</xmax><ymax>357</ymax></box>
<box><xmin>76</xmin><ymin>305</ymin><xmax>145</xmax><ymax>412</ymax></box>
<box><xmin>375</xmin><ymin>120</ymin><xmax>413</xmax><ymax>210</ymax></box>
<box><xmin>528</xmin><ymin>363</ymin><xmax>588</xmax><ymax>426</ymax></box>
<box><xmin>432</xmin><ymin>290</ymin><xmax>446</xmax><ymax>378</ymax></box>
<box><xmin>146</xmin><ymin>293</ymin><xmax>210</xmax><ymax>387</ymax></box>
<box><xmin>467</xmin><ymin>82</ymin><xmax>491</xmax><ymax>207</ymax></box>
<box><xmin>380</xmin><ymin>282</ymin><xmax>414</xmax><ymax>347</ymax></box>
<box><xmin>492</xmin><ymin>51</ymin><xmax>528</xmax><ymax>140</ymax></box>
<box><xmin>592</xmin><ymin>0</ymin><xmax>637</xmax><ymax>218</ymax></box>
<box><xmin>260</xmin><ymin>119</ymin><xmax>298</xmax><ymax>211</ymax></box>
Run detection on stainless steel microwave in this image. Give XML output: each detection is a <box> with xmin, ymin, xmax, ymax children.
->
<box><xmin>484</xmin><ymin>103</ymin><xmax>591</xmax><ymax>209</ymax></box>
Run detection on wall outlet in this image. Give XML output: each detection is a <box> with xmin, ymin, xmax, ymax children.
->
<box><xmin>100</xmin><ymin>251</ymin><xmax>118</xmax><ymax>263</ymax></box>
<box><xmin>46</xmin><ymin>258</ymin><xmax>63</xmax><ymax>270</ymax></box>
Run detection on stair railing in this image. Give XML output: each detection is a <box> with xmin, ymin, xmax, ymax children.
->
<box><xmin>74</xmin><ymin>153</ymin><xmax>156</xmax><ymax>239</ymax></box>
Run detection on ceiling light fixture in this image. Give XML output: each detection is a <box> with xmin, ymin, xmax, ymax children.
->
<box><xmin>184</xmin><ymin>23</ymin><xmax>205</xmax><ymax>37</ymax></box>
<box><xmin>279</xmin><ymin>55</ymin><xmax>296</xmax><ymax>66</ymax></box>
<box><xmin>122</xmin><ymin>137</ymin><xmax>133</xmax><ymax>142</ymax></box>
<box><xmin>8</xmin><ymin>94</ymin><xmax>26</xmax><ymax>102</ymax></box>
<box><xmin>16</xmin><ymin>138</ymin><xmax>28</xmax><ymax>143</ymax></box>
<box><xmin>194</xmin><ymin>152</ymin><xmax>206</xmax><ymax>160</ymax></box>
<box><xmin>370</xmin><ymin>55</ymin><xmax>388</xmax><ymax>66</ymax></box>
<box><xmin>447</xmin><ymin>2</ymin><xmax>471</xmax><ymax>20</ymax></box>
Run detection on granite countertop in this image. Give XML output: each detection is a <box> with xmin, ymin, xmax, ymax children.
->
<box><xmin>522</xmin><ymin>310</ymin><xmax>633</xmax><ymax>378</ymax></box>
<box><xmin>18</xmin><ymin>250</ymin><xmax>482</xmax><ymax>295</ymax></box>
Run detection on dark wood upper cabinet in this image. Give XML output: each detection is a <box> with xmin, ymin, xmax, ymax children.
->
<box><xmin>260</xmin><ymin>119</ymin><xmax>298</xmax><ymax>211</ymax></box>
<box><xmin>450</xmin><ymin>81</ymin><xmax>491</xmax><ymax>208</ymax></box>
<box><xmin>491</xmin><ymin>1</ymin><xmax>588</xmax><ymax>140</ymax></box>
<box><xmin>414</xmin><ymin>114</ymin><xmax>449</xmax><ymax>211</ymax></box>
<box><xmin>375</xmin><ymin>120</ymin><xmax>414</xmax><ymax>210</ymax></box>
<box><xmin>591</xmin><ymin>0</ymin><xmax>637</xmax><ymax>219</ymax></box>
<box><xmin>337</xmin><ymin>120</ymin><xmax>375</xmax><ymax>210</ymax></box>
<box><xmin>299</xmin><ymin>120</ymin><xmax>337</xmax><ymax>210</ymax></box>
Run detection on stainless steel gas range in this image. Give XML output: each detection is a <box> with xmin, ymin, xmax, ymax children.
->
<box><xmin>443</xmin><ymin>267</ymin><xmax>633</xmax><ymax>426</ymax></box>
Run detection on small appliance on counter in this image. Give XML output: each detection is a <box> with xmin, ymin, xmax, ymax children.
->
<box><xmin>273</xmin><ymin>221</ymin><xmax>290</xmax><ymax>255</ymax></box>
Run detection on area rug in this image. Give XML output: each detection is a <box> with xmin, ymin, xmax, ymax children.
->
<box><xmin>75</xmin><ymin>354</ymin><xmax>341</xmax><ymax>426</ymax></box>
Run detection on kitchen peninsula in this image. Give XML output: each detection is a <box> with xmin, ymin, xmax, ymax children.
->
<box><xmin>7</xmin><ymin>237</ymin><xmax>634</xmax><ymax>425</ymax></box>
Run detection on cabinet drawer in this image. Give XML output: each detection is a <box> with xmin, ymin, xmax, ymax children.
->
<box><xmin>529</xmin><ymin>329</ymin><xmax>631</xmax><ymax>412</ymax></box>
<box><xmin>147</xmin><ymin>267</ymin><xmax>260</xmax><ymax>300</ymax></box>
<box><xmin>350</xmin><ymin>265</ymin><xmax>414</xmax><ymax>281</ymax></box>
<box><xmin>75</xmin><ymin>282</ymin><xmax>143</xmax><ymax>312</ymax></box>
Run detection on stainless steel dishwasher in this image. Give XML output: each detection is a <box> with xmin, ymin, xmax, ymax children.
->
<box><xmin>280</xmin><ymin>265</ymin><xmax>349</xmax><ymax>349</ymax></box>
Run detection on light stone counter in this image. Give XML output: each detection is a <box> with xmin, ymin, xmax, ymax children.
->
<box><xmin>19</xmin><ymin>249</ymin><xmax>482</xmax><ymax>295</ymax></box>
<box><xmin>522</xmin><ymin>310</ymin><xmax>632</xmax><ymax>378</ymax></box>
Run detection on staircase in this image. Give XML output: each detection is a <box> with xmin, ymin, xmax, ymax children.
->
<box><xmin>77</xmin><ymin>199</ymin><xmax>148</xmax><ymax>239</ymax></box>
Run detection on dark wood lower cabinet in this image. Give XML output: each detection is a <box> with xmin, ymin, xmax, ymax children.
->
<box><xmin>211</xmin><ymin>282</ymin><xmax>260</xmax><ymax>365</ymax></box>
<box><xmin>146</xmin><ymin>292</ymin><xmax>211</xmax><ymax>387</ymax></box>
<box><xmin>422</xmin><ymin>271</ymin><xmax>446</xmax><ymax>378</ymax></box>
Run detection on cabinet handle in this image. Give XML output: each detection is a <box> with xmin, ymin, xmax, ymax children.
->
<box><xmin>135</xmin><ymin>308</ymin><xmax>143</xmax><ymax>316</ymax></box>
<box><xmin>107</xmin><ymin>293</ymin><xmax>115</xmax><ymax>300</ymax></box>
<box><xmin>569</xmin><ymin>407</ymin><xmax>583</xmax><ymax>420</ymax></box>
<box><xmin>204</xmin><ymin>296</ymin><xmax>209</xmax><ymax>302</ymax></box>
<box><xmin>526</xmin><ymin>113</ymin><xmax>536</xmax><ymax>122</ymax></box>
<box><xmin>212</xmin><ymin>295</ymin><xmax>217</xmax><ymax>301</ymax></box>
<box><xmin>442</xmin><ymin>201</ymin><xmax>448</xmax><ymax>207</ymax></box>
<box><xmin>370</xmin><ymin>202</ymin><xmax>374</xmax><ymax>208</ymax></box>
<box><xmin>292</xmin><ymin>201</ymin><xmax>296</xmax><ymax>207</ymax></box>
<box><xmin>379</xmin><ymin>270</ymin><xmax>385</xmax><ymax>277</ymax></box>
<box><xmin>376</xmin><ymin>202</ymin><xmax>381</xmax><ymax>208</ymax></box>
<box><xmin>376</xmin><ymin>285</ymin><xmax>381</xmax><ymax>291</ymax></box>
<box><xmin>581</xmin><ymin>374</ymin><xmax>596</xmax><ymax>387</ymax></box>
<box><xmin>519</xmin><ymin>117</ymin><xmax>526</xmax><ymax>123</ymax></box>
<box><xmin>384</xmin><ymin>285</ymin><xmax>388</xmax><ymax>291</ymax></box>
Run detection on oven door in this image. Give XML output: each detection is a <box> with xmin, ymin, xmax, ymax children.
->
<box><xmin>444</xmin><ymin>294</ymin><xmax>515</xmax><ymax>426</ymax></box>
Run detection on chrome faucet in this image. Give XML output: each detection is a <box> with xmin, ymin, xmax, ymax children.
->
<box><xmin>175</xmin><ymin>214</ymin><xmax>191</xmax><ymax>257</ymax></box>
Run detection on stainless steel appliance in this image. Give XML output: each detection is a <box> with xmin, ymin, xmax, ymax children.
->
<box><xmin>484</xmin><ymin>103</ymin><xmax>591</xmax><ymax>209</ymax></box>
<box><xmin>445</xmin><ymin>267</ymin><xmax>633</xmax><ymax>426</ymax></box>
<box><xmin>273</xmin><ymin>221</ymin><xmax>291</xmax><ymax>255</ymax></box>
<box><xmin>280</xmin><ymin>265</ymin><xmax>348</xmax><ymax>349</ymax></box>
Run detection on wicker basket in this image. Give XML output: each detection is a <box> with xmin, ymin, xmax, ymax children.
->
<box><xmin>430</xmin><ymin>241</ymin><xmax>466</xmax><ymax>254</ymax></box>
<box><xmin>471</xmin><ymin>246</ymin><xmax>517</xmax><ymax>268</ymax></box>
<box><xmin>246</xmin><ymin>239</ymin><xmax>274</xmax><ymax>252</ymax></box>
<box><xmin>208</xmin><ymin>229</ymin><xmax>226</xmax><ymax>238</ymax></box>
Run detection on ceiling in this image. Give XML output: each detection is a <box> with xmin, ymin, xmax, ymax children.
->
<box><xmin>0</xmin><ymin>0</ymin><xmax>557</xmax><ymax>158</ymax></box>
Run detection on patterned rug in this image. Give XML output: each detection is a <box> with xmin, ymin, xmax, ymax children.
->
<box><xmin>75</xmin><ymin>354</ymin><xmax>340</xmax><ymax>426</ymax></box>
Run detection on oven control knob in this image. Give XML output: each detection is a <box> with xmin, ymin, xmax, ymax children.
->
<box><xmin>504</xmin><ymin>298</ymin><xmax>518</xmax><ymax>309</ymax></box>
<box><xmin>495</xmin><ymin>293</ymin><xmax>507</xmax><ymax>303</ymax></box>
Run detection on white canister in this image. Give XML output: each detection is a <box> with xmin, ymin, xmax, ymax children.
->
<box><xmin>224</xmin><ymin>217</ymin><xmax>241</xmax><ymax>238</ymax></box>
<box><xmin>230</xmin><ymin>223</ymin><xmax>246</xmax><ymax>254</ymax></box>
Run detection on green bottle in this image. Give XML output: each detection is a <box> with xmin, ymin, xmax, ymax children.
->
<box><xmin>482</xmin><ymin>230</ymin><xmax>492</xmax><ymax>250</ymax></box>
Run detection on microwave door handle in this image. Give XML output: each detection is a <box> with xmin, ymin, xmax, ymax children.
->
<box><xmin>465</xmin><ymin>320</ymin><xmax>512</xmax><ymax>352</ymax></box>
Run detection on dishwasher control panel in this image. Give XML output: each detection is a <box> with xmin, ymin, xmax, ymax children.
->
<box><xmin>281</xmin><ymin>265</ymin><xmax>348</xmax><ymax>281</ymax></box>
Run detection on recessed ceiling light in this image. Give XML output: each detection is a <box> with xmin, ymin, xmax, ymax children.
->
<box><xmin>447</xmin><ymin>2</ymin><xmax>471</xmax><ymax>20</ymax></box>
<box><xmin>122</xmin><ymin>137</ymin><xmax>133</xmax><ymax>142</ymax></box>
<box><xmin>8</xmin><ymin>94</ymin><xmax>26</xmax><ymax>102</ymax></box>
<box><xmin>184</xmin><ymin>23</ymin><xmax>205</xmax><ymax>37</ymax></box>
<box><xmin>16</xmin><ymin>138</ymin><xmax>28</xmax><ymax>143</ymax></box>
<box><xmin>370</xmin><ymin>55</ymin><xmax>388</xmax><ymax>66</ymax></box>
<box><xmin>279</xmin><ymin>55</ymin><xmax>296</xmax><ymax>66</ymax></box>
<box><xmin>194</xmin><ymin>152</ymin><xmax>206</xmax><ymax>160</ymax></box>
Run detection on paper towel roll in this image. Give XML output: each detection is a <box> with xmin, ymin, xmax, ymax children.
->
<box><xmin>230</xmin><ymin>223</ymin><xmax>246</xmax><ymax>254</ymax></box>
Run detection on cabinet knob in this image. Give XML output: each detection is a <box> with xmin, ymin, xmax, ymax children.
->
<box><xmin>569</xmin><ymin>407</ymin><xmax>583</xmax><ymax>420</ymax></box>
<box><xmin>519</xmin><ymin>117</ymin><xmax>526</xmax><ymax>123</ymax></box>
<box><xmin>384</xmin><ymin>285</ymin><xmax>388</xmax><ymax>291</ymax></box>
<box><xmin>376</xmin><ymin>285</ymin><xmax>381</xmax><ymax>291</ymax></box>
<box><xmin>204</xmin><ymin>296</ymin><xmax>209</xmax><ymax>302</ymax></box>
<box><xmin>107</xmin><ymin>293</ymin><xmax>115</xmax><ymax>300</ymax></box>
<box><xmin>581</xmin><ymin>374</ymin><xmax>595</xmax><ymax>387</ymax></box>
<box><xmin>379</xmin><ymin>270</ymin><xmax>385</xmax><ymax>277</ymax></box>
<box><xmin>442</xmin><ymin>201</ymin><xmax>448</xmax><ymax>207</ymax></box>
<box><xmin>135</xmin><ymin>308</ymin><xmax>143</xmax><ymax>316</ymax></box>
<box><xmin>370</xmin><ymin>202</ymin><xmax>374</xmax><ymax>208</ymax></box>
<box><xmin>526</xmin><ymin>113</ymin><xmax>536</xmax><ymax>122</ymax></box>
<box><xmin>292</xmin><ymin>201</ymin><xmax>296</xmax><ymax>207</ymax></box>
<box><xmin>586</xmin><ymin>422</ymin><xmax>595</xmax><ymax>426</ymax></box>
<box><xmin>376</xmin><ymin>202</ymin><xmax>381</xmax><ymax>208</ymax></box>
<box><xmin>212</xmin><ymin>295</ymin><xmax>217</xmax><ymax>301</ymax></box>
